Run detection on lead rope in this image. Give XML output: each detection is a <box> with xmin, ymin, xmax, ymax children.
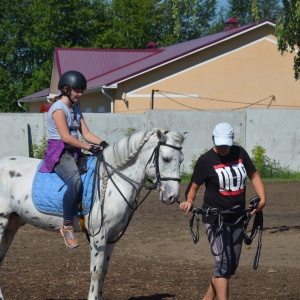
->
<box><xmin>243</xmin><ymin>209</ymin><xmax>263</xmax><ymax>269</ymax></box>
<box><xmin>190</xmin><ymin>205</ymin><xmax>245</xmax><ymax>256</ymax></box>
<box><xmin>190</xmin><ymin>196</ymin><xmax>263</xmax><ymax>269</ymax></box>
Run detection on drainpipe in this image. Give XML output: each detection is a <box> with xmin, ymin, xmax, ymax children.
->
<box><xmin>17</xmin><ymin>100</ymin><xmax>28</xmax><ymax>112</ymax></box>
<box><xmin>101</xmin><ymin>86</ymin><xmax>114</xmax><ymax>113</ymax></box>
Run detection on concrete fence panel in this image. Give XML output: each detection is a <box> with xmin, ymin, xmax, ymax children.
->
<box><xmin>0</xmin><ymin>109</ymin><xmax>299</xmax><ymax>172</ymax></box>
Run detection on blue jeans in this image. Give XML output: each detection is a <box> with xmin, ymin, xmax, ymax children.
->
<box><xmin>54</xmin><ymin>151</ymin><xmax>82</xmax><ymax>222</ymax></box>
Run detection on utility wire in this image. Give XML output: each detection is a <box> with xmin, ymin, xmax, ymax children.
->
<box><xmin>156</xmin><ymin>91</ymin><xmax>203</xmax><ymax>110</ymax></box>
<box><xmin>156</xmin><ymin>90</ymin><xmax>300</xmax><ymax>110</ymax></box>
<box><xmin>232</xmin><ymin>95</ymin><xmax>276</xmax><ymax>111</ymax></box>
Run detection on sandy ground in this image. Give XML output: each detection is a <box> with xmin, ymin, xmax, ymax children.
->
<box><xmin>0</xmin><ymin>182</ymin><xmax>299</xmax><ymax>299</ymax></box>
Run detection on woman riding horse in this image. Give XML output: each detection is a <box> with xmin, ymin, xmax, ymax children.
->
<box><xmin>39</xmin><ymin>70</ymin><xmax>109</xmax><ymax>248</ymax></box>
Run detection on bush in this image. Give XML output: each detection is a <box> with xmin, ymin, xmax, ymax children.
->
<box><xmin>31</xmin><ymin>133</ymin><xmax>47</xmax><ymax>159</ymax></box>
<box><xmin>251</xmin><ymin>145</ymin><xmax>300</xmax><ymax>179</ymax></box>
<box><xmin>124</xmin><ymin>127</ymin><xmax>136</xmax><ymax>137</ymax></box>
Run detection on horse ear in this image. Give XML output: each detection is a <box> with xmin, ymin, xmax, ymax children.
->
<box><xmin>156</xmin><ymin>129</ymin><xmax>167</xmax><ymax>143</ymax></box>
<box><xmin>183</xmin><ymin>132</ymin><xmax>189</xmax><ymax>139</ymax></box>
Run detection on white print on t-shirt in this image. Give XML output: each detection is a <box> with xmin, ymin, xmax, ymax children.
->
<box><xmin>214</xmin><ymin>159</ymin><xmax>247</xmax><ymax>196</ymax></box>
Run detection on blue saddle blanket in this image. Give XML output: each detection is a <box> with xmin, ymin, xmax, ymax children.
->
<box><xmin>32</xmin><ymin>156</ymin><xmax>98</xmax><ymax>216</ymax></box>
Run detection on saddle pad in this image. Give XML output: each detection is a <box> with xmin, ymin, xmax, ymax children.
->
<box><xmin>32</xmin><ymin>156</ymin><xmax>98</xmax><ymax>216</ymax></box>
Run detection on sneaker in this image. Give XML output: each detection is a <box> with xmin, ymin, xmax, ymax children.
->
<box><xmin>60</xmin><ymin>226</ymin><xmax>79</xmax><ymax>249</ymax></box>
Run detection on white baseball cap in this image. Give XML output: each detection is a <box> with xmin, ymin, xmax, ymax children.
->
<box><xmin>212</xmin><ymin>123</ymin><xmax>234</xmax><ymax>146</ymax></box>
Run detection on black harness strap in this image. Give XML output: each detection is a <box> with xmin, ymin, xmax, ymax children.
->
<box><xmin>189</xmin><ymin>196</ymin><xmax>263</xmax><ymax>269</ymax></box>
<box><xmin>243</xmin><ymin>208</ymin><xmax>263</xmax><ymax>269</ymax></box>
<box><xmin>190</xmin><ymin>205</ymin><xmax>246</xmax><ymax>256</ymax></box>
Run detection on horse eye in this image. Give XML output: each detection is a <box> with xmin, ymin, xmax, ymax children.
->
<box><xmin>163</xmin><ymin>157</ymin><xmax>171</xmax><ymax>163</ymax></box>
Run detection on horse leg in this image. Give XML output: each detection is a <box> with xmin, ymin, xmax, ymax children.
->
<box><xmin>88</xmin><ymin>236</ymin><xmax>116</xmax><ymax>300</ymax></box>
<box><xmin>0</xmin><ymin>213</ymin><xmax>23</xmax><ymax>300</ymax></box>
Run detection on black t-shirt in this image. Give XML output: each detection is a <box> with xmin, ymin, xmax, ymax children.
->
<box><xmin>191</xmin><ymin>146</ymin><xmax>256</xmax><ymax>222</ymax></box>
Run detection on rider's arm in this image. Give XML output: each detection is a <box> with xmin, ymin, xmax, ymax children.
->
<box><xmin>52</xmin><ymin>110</ymin><xmax>91</xmax><ymax>150</ymax></box>
<box><xmin>79</xmin><ymin>117</ymin><xmax>103</xmax><ymax>145</ymax></box>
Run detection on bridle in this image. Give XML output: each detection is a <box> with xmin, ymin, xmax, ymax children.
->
<box><xmin>87</xmin><ymin>138</ymin><xmax>183</xmax><ymax>243</ymax></box>
<box><xmin>146</xmin><ymin>141</ymin><xmax>182</xmax><ymax>189</ymax></box>
<box><xmin>101</xmin><ymin>140</ymin><xmax>183</xmax><ymax>192</ymax></box>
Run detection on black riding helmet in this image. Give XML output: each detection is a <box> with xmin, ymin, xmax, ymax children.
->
<box><xmin>58</xmin><ymin>70</ymin><xmax>87</xmax><ymax>91</ymax></box>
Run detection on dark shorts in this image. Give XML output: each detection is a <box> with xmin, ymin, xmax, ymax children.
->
<box><xmin>204</xmin><ymin>222</ymin><xmax>244</xmax><ymax>279</ymax></box>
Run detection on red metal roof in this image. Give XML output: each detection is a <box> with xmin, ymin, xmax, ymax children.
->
<box><xmin>55</xmin><ymin>47</ymin><xmax>161</xmax><ymax>82</ymax></box>
<box><xmin>88</xmin><ymin>20</ymin><xmax>275</xmax><ymax>87</ymax></box>
<box><xmin>224</xmin><ymin>17</ymin><xmax>240</xmax><ymax>24</ymax></box>
<box><xmin>146</xmin><ymin>41</ymin><xmax>158</xmax><ymax>48</ymax></box>
<box><xmin>20</xmin><ymin>88</ymin><xmax>49</xmax><ymax>101</ymax></box>
<box><xmin>19</xmin><ymin>19</ymin><xmax>275</xmax><ymax>102</ymax></box>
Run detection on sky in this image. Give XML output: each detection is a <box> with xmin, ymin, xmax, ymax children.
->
<box><xmin>218</xmin><ymin>0</ymin><xmax>228</xmax><ymax>7</ymax></box>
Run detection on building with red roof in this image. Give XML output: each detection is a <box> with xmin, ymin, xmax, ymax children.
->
<box><xmin>18</xmin><ymin>19</ymin><xmax>300</xmax><ymax>113</ymax></box>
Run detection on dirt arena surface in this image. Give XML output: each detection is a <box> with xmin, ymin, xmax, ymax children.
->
<box><xmin>1</xmin><ymin>182</ymin><xmax>299</xmax><ymax>300</ymax></box>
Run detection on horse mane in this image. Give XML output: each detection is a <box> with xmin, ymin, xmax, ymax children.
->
<box><xmin>166</xmin><ymin>130</ymin><xmax>186</xmax><ymax>144</ymax></box>
<box><xmin>103</xmin><ymin>128</ymin><xmax>158</xmax><ymax>168</ymax></box>
<box><xmin>103</xmin><ymin>128</ymin><xmax>186</xmax><ymax>169</ymax></box>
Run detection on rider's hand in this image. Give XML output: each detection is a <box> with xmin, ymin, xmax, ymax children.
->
<box><xmin>179</xmin><ymin>201</ymin><xmax>193</xmax><ymax>214</ymax></box>
<box><xmin>89</xmin><ymin>145</ymin><xmax>101</xmax><ymax>155</ymax></box>
<box><xmin>99</xmin><ymin>140</ymin><xmax>109</xmax><ymax>150</ymax></box>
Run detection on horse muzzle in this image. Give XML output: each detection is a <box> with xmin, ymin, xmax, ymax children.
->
<box><xmin>159</xmin><ymin>183</ymin><xmax>180</xmax><ymax>204</ymax></box>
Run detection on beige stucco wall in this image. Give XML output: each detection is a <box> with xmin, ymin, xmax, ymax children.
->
<box><xmin>114</xmin><ymin>27</ymin><xmax>300</xmax><ymax>113</ymax></box>
<box><xmin>50</xmin><ymin>55</ymin><xmax>60</xmax><ymax>93</ymax></box>
<box><xmin>28</xmin><ymin>102</ymin><xmax>46</xmax><ymax>113</ymax></box>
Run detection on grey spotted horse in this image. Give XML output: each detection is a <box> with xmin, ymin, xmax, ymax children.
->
<box><xmin>0</xmin><ymin>128</ymin><xmax>188</xmax><ymax>300</ymax></box>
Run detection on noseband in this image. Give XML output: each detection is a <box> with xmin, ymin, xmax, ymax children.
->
<box><xmin>146</xmin><ymin>141</ymin><xmax>182</xmax><ymax>188</ymax></box>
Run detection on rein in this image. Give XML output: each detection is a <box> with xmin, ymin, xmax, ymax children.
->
<box><xmin>86</xmin><ymin>139</ymin><xmax>183</xmax><ymax>244</ymax></box>
<box><xmin>243</xmin><ymin>206</ymin><xmax>263</xmax><ymax>269</ymax></box>
<box><xmin>189</xmin><ymin>196</ymin><xmax>263</xmax><ymax>269</ymax></box>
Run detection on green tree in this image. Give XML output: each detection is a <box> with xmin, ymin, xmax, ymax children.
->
<box><xmin>275</xmin><ymin>0</ymin><xmax>300</xmax><ymax>80</ymax></box>
<box><xmin>251</xmin><ymin>0</ymin><xmax>283</xmax><ymax>23</ymax></box>
<box><xmin>159</xmin><ymin>0</ymin><xmax>217</xmax><ymax>44</ymax></box>
<box><xmin>227</xmin><ymin>0</ymin><xmax>282</xmax><ymax>25</ymax></box>
<box><xmin>178</xmin><ymin>0</ymin><xmax>218</xmax><ymax>41</ymax></box>
<box><xmin>227</xmin><ymin>0</ymin><xmax>253</xmax><ymax>24</ymax></box>
<box><xmin>0</xmin><ymin>0</ymin><xmax>108</xmax><ymax>112</ymax></box>
<box><xmin>94</xmin><ymin>0</ymin><xmax>162</xmax><ymax>49</ymax></box>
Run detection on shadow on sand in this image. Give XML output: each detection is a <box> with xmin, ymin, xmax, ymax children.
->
<box><xmin>128</xmin><ymin>293</ymin><xmax>176</xmax><ymax>300</ymax></box>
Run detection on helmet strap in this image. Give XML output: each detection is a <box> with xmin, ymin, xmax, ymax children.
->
<box><xmin>61</xmin><ymin>86</ymin><xmax>75</xmax><ymax>105</ymax></box>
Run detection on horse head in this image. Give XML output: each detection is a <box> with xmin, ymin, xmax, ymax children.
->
<box><xmin>145</xmin><ymin>129</ymin><xmax>188</xmax><ymax>204</ymax></box>
<box><xmin>102</xmin><ymin>128</ymin><xmax>188</xmax><ymax>204</ymax></box>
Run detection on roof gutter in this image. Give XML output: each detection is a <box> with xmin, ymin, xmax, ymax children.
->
<box><xmin>17</xmin><ymin>100</ymin><xmax>28</xmax><ymax>112</ymax></box>
<box><xmin>101</xmin><ymin>86</ymin><xmax>114</xmax><ymax>113</ymax></box>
